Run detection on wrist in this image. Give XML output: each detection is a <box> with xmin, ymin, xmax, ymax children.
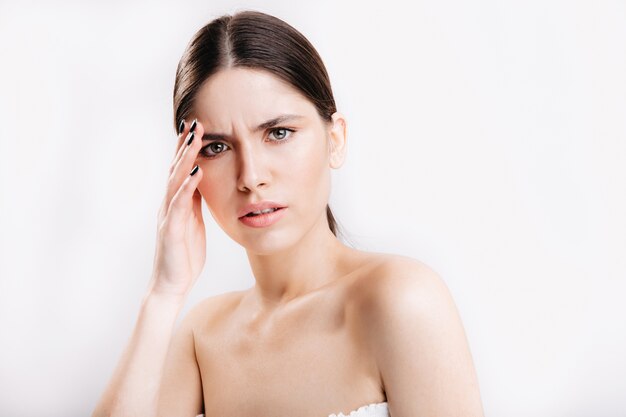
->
<box><xmin>145</xmin><ymin>273</ymin><xmax>191</xmax><ymax>302</ymax></box>
<box><xmin>141</xmin><ymin>287</ymin><xmax>187</xmax><ymax>312</ymax></box>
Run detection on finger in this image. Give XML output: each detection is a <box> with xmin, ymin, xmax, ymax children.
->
<box><xmin>169</xmin><ymin>118</ymin><xmax>197</xmax><ymax>173</ymax></box>
<box><xmin>165</xmin><ymin>121</ymin><xmax>204</xmax><ymax>213</ymax></box>
<box><xmin>167</xmin><ymin>164</ymin><xmax>203</xmax><ymax>227</ymax></box>
<box><xmin>170</xmin><ymin>119</ymin><xmax>187</xmax><ymax>161</ymax></box>
<box><xmin>176</xmin><ymin>119</ymin><xmax>187</xmax><ymax>148</ymax></box>
<box><xmin>161</xmin><ymin>120</ymin><xmax>193</xmax><ymax>218</ymax></box>
<box><xmin>172</xmin><ymin>119</ymin><xmax>203</xmax><ymax>181</ymax></box>
<box><xmin>169</xmin><ymin>131</ymin><xmax>192</xmax><ymax>175</ymax></box>
<box><xmin>170</xmin><ymin>118</ymin><xmax>200</xmax><ymax>174</ymax></box>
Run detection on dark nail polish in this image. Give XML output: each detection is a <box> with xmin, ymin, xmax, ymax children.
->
<box><xmin>190</xmin><ymin>165</ymin><xmax>199</xmax><ymax>176</ymax></box>
<box><xmin>190</xmin><ymin>119</ymin><xmax>197</xmax><ymax>133</ymax></box>
<box><xmin>186</xmin><ymin>131</ymin><xmax>195</xmax><ymax>146</ymax></box>
<box><xmin>178</xmin><ymin>119</ymin><xmax>185</xmax><ymax>135</ymax></box>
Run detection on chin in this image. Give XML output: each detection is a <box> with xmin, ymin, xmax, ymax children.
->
<box><xmin>240</xmin><ymin>232</ymin><xmax>299</xmax><ymax>256</ymax></box>
<box><xmin>223</xmin><ymin>221</ymin><xmax>299</xmax><ymax>255</ymax></box>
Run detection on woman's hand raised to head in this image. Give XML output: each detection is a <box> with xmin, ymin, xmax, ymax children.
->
<box><xmin>92</xmin><ymin>119</ymin><xmax>207</xmax><ymax>417</ymax></box>
<box><xmin>149</xmin><ymin>119</ymin><xmax>206</xmax><ymax>298</ymax></box>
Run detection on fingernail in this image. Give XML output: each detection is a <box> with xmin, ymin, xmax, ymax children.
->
<box><xmin>178</xmin><ymin>119</ymin><xmax>185</xmax><ymax>135</ymax></box>
<box><xmin>190</xmin><ymin>118</ymin><xmax>198</xmax><ymax>133</ymax></box>
<box><xmin>186</xmin><ymin>131</ymin><xmax>195</xmax><ymax>146</ymax></box>
<box><xmin>190</xmin><ymin>165</ymin><xmax>199</xmax><ymax>176</ymax></box>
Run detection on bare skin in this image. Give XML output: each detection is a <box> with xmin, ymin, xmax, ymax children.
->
<box><xmin>93</xmin><ymin>67</ymin><xmax>484</xmax><ymax>417</ymax></box>
<box><xmin>190</xmin><ymin>250</ymin><xmax>390</xmax><ymax>417</ymax></box>
<box><xmin>162</xmin><ymin>249</ymin><xmax>485</xmax><ymax>417</ymax></box>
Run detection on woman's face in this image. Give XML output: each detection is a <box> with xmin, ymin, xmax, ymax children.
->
<box><xmin>189</xmin><ymin>67</ymin><xmax>346</xmax><ymax>254</ymax></box>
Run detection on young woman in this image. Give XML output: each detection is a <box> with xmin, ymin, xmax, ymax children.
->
<box><xmin>92</xmin><ymin>10</ymin><xmax>485</xmax><ymax>417</ymax></box>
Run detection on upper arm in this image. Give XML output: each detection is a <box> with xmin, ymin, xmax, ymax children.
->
<box><xmin>362</xmin><ymin>258</ymin><xmax>484</xmax><ymax>417</ymax></box>
<box><xmin>157</xmin><ymin>305</ymin><xmax>204</xmax><ymax>417</ymax></box>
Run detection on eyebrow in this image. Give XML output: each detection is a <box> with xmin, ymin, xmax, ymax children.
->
<box><xmin>201</xmin><ymin>114</ymin><xmax>305</xmax><ymax>141</ymax></box>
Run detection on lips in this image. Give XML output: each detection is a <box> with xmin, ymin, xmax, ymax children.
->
<box><xmin>243</xmin><ymin>207</ymin><xmax>280</xmax><ymax>217</ymax></box>
<box><xmin>237</xmin><ymin>201</ymin><xmax>287</xmax><ymax>218</ymax></box>
<box><xmin>238</xmin><ymin>206</ymin><xmax>287</xmax><ymax>228</ymax></box>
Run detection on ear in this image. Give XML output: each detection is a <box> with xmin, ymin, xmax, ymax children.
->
<box><xmin>327</xmin><ymin>111</ymin><xmax>347</xmax><ymax>169</ymax></box>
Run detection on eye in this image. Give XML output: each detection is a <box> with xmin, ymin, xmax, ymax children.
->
<box><xmin>199</xmin><ymin>128</ymin><xmax>295</xmax><ymax>160</ymax></box>
<box><xmin>268</xmin><ymin>127</ymin><xmax>294</xmax><ymax>141</ymax></box>
<box><xmin>200</xmin><ymin>142</ymin><xmax>229</xmax><ymax>159</ymax></box>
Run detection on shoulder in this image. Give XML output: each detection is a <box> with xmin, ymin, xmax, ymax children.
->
<box><xmin>350</xmin><ymin>253</ymin><xmax>451</xmax><ymax>318</ymax></box>
<box><xmin>350</xmin><ymin>254</ymin><xmax>484</xmax><ymax>415</ymax></box>
<box><xmin>182</xmin><ymin>289</ymin><xmax>247</xmax><ymax>331</ymax></box>
<box><xmin>348</xmin><ymin>252</ymin><xmax>462</xmax><ymax>360</ymax></box>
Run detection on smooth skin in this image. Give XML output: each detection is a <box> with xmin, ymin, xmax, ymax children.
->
<box><xmin>92</xmin><ymin>68</ymin><xmax>485</xmax><ymax>417</ymax></box>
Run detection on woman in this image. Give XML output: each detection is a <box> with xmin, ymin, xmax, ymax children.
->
<box><xmin>92</xmin><ymin>10</ymin><xmax>484</xmax><ymax>417</ymax></box>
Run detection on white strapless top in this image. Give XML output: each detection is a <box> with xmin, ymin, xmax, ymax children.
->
<box><xmin>195</xmin><ymin>401</ymin><xmax>389</xmax><ymax>417</ymax></box>
<box><xmin>327</xmin><ymin>401</ymin><xmax>389</xmax><ymax>417</ymax></box>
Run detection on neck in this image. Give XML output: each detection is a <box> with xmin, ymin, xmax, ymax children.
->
<box><xmin>245</xmin><ymin>212</ymin><xmax>351</xmax><ymax>310</ymax></box>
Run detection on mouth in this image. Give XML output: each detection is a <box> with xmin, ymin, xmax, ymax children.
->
<box><xmin>241</xmin><ymin>207</ymin><xmax>286</xmax><ymax>218</ymax></box>
<box><xmin>238</xmin><ymin>206</ymin><xmax>288</xmax><ymax>228</ymax></box>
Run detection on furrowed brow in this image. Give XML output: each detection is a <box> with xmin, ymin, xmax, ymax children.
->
<box><xmin>201</xmin><ymin>114</ymin><xmax>305</xmax><ymax>141</ymax></box>
<box><xmin>256</xmin><ymin>114</ymin><xmax>304</xmax><ymax>130</ymax></box>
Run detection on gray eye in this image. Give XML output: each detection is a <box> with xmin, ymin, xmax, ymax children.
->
<box><xmin>201</xmin><ymin>142</ymin><xmax>229</xmax><ymax>158</ymax></box>
<box><xmin>270</xmin><ymin>128</ymin><xmax>292</xmax><ymax>140</ymax></box>
<box><xmin>209</xmin><ymin>143</ymin><xmax>226</xmax><ymax>153</ymax></box>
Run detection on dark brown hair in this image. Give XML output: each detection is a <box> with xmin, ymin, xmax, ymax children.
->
<box><xmin>172</xmin><ymin>10</ymin><xmax>343</xmax><ymax>238</ymax></box>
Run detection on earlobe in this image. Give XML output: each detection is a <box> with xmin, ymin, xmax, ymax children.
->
<box><xmin>328</xmin><ymin>112</ymin><xmax>347</xmax><ymax>169</ymax></box>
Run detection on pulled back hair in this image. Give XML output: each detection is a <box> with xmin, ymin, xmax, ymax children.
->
<box><xmin>172</xmin><ymin>10</ymin><xmax>343</xmax><ymax>238</ymax></box>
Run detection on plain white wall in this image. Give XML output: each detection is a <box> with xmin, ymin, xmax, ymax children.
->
<box><xmin>0</xmin><ymin>1</ymin><xmax>624</xmax><ymax>416</ymax></box>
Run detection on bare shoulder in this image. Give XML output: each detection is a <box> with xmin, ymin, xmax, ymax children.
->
<box><xmin>182</xmin><ymin>289</ymin><xmax>247</xmax><ymax>330</ymax></box>
<box><xmin>349</xmin><ymin>252</ymin><xmax>450</xmax><ymax>313</ymax></box>
<box><xmin>346</xmin><ymin>251</ymin><xmax>455</xmax><ymax>346</ymax></box>
<box><xmin>350</xmin><ymin>253</ymin><xmax>485</xmax><ymax>416</ymax></box>
<box><xmin>352</xmin><ymin>252</ymin><xmax>460</xmax><ymax>339</ymax></box>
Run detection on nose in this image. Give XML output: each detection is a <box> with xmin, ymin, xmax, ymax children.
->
<box><xmin>236</xmin><ymin>144</ymin><xmax>270</xmax><ymax>192</ymax></box>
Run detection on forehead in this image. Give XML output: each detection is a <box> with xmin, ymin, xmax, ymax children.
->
<box><xmin>192</xmin><ymin>67</ymin><xmax>316</xmax><ymax>128</ymax></box>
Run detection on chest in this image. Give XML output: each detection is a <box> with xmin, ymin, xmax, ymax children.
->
<box><xmin>193</xmin><ymin>296</ymin><xmax>383</xmax><ymax>417</ymax></box>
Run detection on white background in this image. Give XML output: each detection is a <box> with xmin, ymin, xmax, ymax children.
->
<box><xmin>1</xmin><ymin>1</ymin><xmax>625</xmax><ymax>416</ymax></box>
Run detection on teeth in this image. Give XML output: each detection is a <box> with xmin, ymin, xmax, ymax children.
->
<box><xmin>247</xmin><ymin>208</ymin><xmax>278</xmax><ymax>216</ymax></box>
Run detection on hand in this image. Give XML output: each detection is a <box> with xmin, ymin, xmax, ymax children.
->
<box><xmin>148</xmin><ymin>119</ymin><xmax>207</xmax><ymax>297</ymax></box>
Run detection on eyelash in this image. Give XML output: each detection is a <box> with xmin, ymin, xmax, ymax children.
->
<box><xmin>199</xmin><ymin>127</ymin><xmax>296</xmax><ymax>159</ymax></box>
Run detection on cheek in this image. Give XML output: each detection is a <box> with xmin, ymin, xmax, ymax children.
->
<box><xmin>282</xmin><ymin>134</ymin><xmax>330</xmax><ymax>191</ymax></box>
<box><xmin>196</xmin><ymin>167</ymin><xmax>227</xmax><ymax>208</ymax></box>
